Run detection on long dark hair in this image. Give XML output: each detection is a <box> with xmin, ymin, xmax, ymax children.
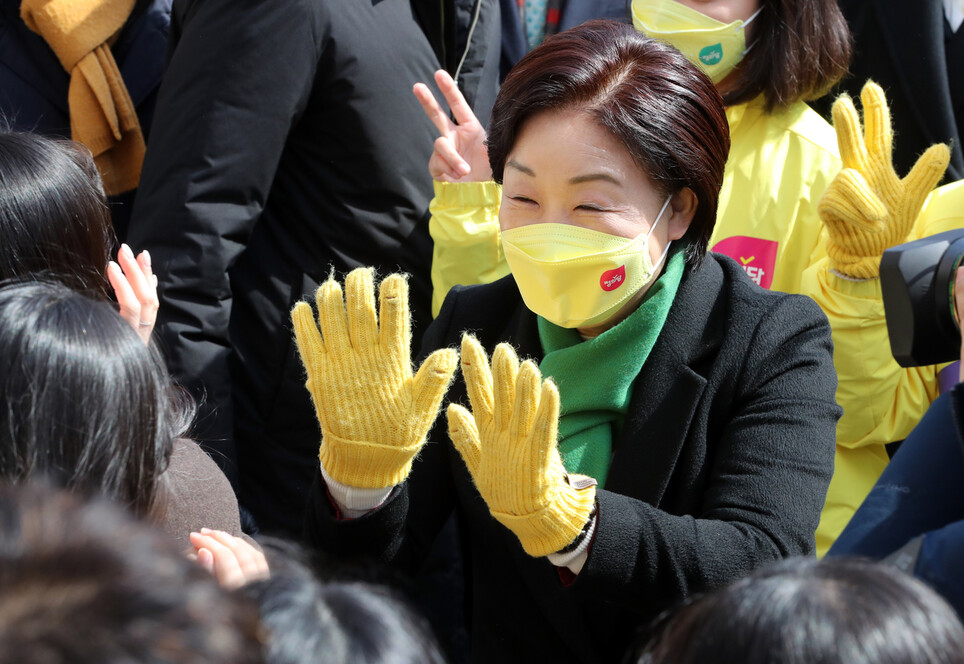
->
<box><xmin>244</xmin><ymin>540</ymin><xmax>447</xmax><ymax>664</ymax></box>
<box><xmin>0</xmin><ymin>282</ymin><xmax>193</xmax><ymax>517</ymax></box>
<box><xmin>0</xmin><ymin>129</ymin><xmax>114</xmax><ymax>297</ymax></box>
<box><xmin>486</xmin><ymin>20</ymin><xmax>729</xmax><ymax>269</ymax></box>
<box><xmin>0</xmin><ymin>485</ymin><xmax>263</xmax><ymax>664</ymax></box>
<box><xmin>721</xmin><ymin>0</ymin><xmax>851</xmax><ymax>112</ymax></box>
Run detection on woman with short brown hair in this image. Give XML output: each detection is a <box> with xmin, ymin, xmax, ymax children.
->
<box><xmin>422</xmin><ymin>0</ymin><xmax>939</xmax><ymax>555</ymax></box>
<box><xmin>300</xmin><ymin>22</ymin><xmax>840</xmax><ymax>662</ymax></box>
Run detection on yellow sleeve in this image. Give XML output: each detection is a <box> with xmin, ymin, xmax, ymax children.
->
<box><xmin>909</xmin><ymin>180</ymin><xmax>964</xmax><ymax>240</ymax></box>
<box><xmin>429</xmin><ymin>180</ymin><xmax>509</xmax><ymax>317</ymax></box>
<box><xmin>801</xmin><ymin>262</ymin><xmax>939</xmax><ymax>555</ymax></box>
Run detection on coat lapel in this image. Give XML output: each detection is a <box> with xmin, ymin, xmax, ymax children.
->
<box><xmin>605</xmin><ymin>257</ymin><xmax>726</xmax><ymax>506</ymax></box>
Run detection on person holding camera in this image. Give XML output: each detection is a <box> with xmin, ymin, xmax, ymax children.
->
<box><xmin>828</xmin><ymin>262</ymin><xmax>964</xmax><ymax>618</ymax></box>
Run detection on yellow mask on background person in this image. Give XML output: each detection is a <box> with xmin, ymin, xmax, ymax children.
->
<box><xmin>631</xmin><ymin>0</ymin><xmax>762</xmax><ymax>84</ymax></box>
<box><xmin>501</xmin><ymin>197</ymin><xmax>672</xmax><ymax>328</ymax></box>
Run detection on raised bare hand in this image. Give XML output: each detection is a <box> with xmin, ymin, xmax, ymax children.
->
<box><xmin>413</xmin><ymin>70</ymin><xmax>492</xmax><ymax>182</ymax></box>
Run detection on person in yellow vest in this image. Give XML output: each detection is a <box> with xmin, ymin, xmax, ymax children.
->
<box><xmin>415</xmin><ymin>2</ymin><xmax>952</xmax><ymax>555</ymax></box>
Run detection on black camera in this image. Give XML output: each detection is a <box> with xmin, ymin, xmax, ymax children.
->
<box><xmin>881</xmin><ymin>230</ymin><xmax>964</xmax><ymax>367</ymax></box>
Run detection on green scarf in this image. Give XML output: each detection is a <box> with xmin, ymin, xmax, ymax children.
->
<box><xmin>537</xmin><ymin>247</ymin><xmax>685</xmax><ymax>486</ymax></box>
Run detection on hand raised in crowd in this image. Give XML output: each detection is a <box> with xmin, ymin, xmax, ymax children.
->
<box><xmin>291</xmin><ymin>268</ymin><xmax>458</xmax><ymax>489</ymax></box>
<box><xmin>447</xmin><ymin>335</ymin><xmax>596</xmax><ymax>557</ymax></box>
<box><xmin>107</xmin><ymin>243</ymin><xmax>159</xmax><ymax>344</ymax></box>
<box><xmin>819</xmin><ymin>81</ymin><xmax>950</xmax><ymax>280</ymax></box>
<box><xmin>190</xmin><ymin>528</ymin><xmax>269</xmax><ymax>590</ymax></box>
<box><xmin>413</xmin><ymin>70</ymin><xmax>492</xmax><ymax>182</ymax></box>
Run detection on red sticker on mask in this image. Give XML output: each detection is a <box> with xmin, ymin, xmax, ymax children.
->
<box><xmin>600</xmin><ymin>266</ymin><xmax>626</xmax><ymax>292</ymax></box>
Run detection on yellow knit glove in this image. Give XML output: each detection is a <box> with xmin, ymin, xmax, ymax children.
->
<box><xmin>446</xmin><ymin>335</ymin><xmax>596</xmax><ymax>557</ymax></box>
<box><xmin>819</xmin><ymin>81</ymin><xmax>950</xmax><ymax>279</ymax></box>
<box><xmin>292</xmin><ymin>268</ymin><xmax>458</xmax><ymax>489</ymax></box>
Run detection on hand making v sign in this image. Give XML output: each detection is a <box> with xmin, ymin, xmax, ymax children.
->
<box><xmin>413</xmin><ymin>70</ymin><xmax>492</xmax><ymax>182</ymax></box>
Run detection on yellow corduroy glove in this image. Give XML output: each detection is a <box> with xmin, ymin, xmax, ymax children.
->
<box><xmin>446</xmin><ymin>335</ymin><xmax>596</xmax><ymax>557</ymax></box>
<box><xmin>819</xmin><ymin>81</ymin><xmax>950</xmax><ymax>279</ymax></box>
<box><xmin>292</xmin><ymin>268</ymin><xmax>458</xmax><ymax>489</ymax></box>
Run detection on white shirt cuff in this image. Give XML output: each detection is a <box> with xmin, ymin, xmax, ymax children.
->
<box><xmin>546</xmin><ymin>511</ymin><xmax>597</xmax><ymax>575</ymax></box>
<box><xmin>320</xmin><ymin>463</ymin><xmax>394</xmax><ymax>519</ymax></box>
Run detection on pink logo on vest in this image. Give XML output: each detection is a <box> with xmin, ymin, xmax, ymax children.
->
<box><xmin>600</xmin><ymin>266</ymin><xmax>626</xmax><ymax>292</ymax></box>
<box><xmin>711</xmin><ymin>236</ymin><xmax>778</xmax><ymax>289</ymax></box>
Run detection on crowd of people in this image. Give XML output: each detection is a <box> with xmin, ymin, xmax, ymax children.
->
<box><xmin>1</xmin><ymin>0</ymin><xmax>964</xmax><ymax>662</ymax></box>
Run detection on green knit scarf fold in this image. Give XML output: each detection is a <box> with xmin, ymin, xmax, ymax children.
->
<box><xmin>537</xmin><ymin>247</ymin><xmax>685</xmax><ymax>486</ymax></box>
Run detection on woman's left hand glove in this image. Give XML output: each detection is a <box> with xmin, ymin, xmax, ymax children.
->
<box><xmin>447</xmin><ymin>335</ymin><xmax>596</xmax><ymax>557</ymax></box>
<box><xmin>819</xmin><ymin>81</ymin><xmax>950</xmax><ymax>279</ymax></box>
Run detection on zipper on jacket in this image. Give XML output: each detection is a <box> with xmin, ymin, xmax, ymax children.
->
<box><xmin>454</xmin><ymin>0</ymin><xmax>482</xmax><ymax>85</ymax></box>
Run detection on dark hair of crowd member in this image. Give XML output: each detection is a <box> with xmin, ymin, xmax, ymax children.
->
<box><xmin>0</xmin><ymin>129</ymin><xmax>114</xmax><ymax>298</ymax></box>
<box><xmin>0</xmin><ymin>485</ymin><xmax>263</xmax><ymax>664</ymax></box>
<box><xmin>486</xmin><ymin>20</ymin><xmax>730</xmax><ymax>269</ymax></box>
<box><xmin>724</xmin><ymin>0</ymin><xmax>851</xmax><ymax>112</ymax></box>
<box><xmin>634</xmin><ymin>557</ymin><xmax>964</xmax><ymax>664</ymax></box>
<box><xmin>0</xmin><ymin>282</ymin><xmax>193</xmax><ymax>517</ymax></box>
<box><xmin>244</xmin><ymin>541</ymin><xmax>448</xmax><ymax>664</ymax></box>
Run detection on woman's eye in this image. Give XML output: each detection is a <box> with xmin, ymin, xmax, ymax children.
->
<box><xmin>510</xmin><ymin>196</ymin><xmax>537</xmax><ymax>205</ymax></box>
<box><xmin>576</xmin><ymin>204</ymin><xmax>605</xmax><ymax>212</ymax></box>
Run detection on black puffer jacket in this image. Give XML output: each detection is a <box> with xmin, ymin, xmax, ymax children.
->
<box><xmin>127</xmin><ymin>0</ymin><xmax>501</xmax><ymax>535</ymax></box>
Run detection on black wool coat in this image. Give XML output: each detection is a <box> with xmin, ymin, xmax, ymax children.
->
<box><xmin>812</xmin><ymin>0</ymin><xmax>964</xmax><ymax>183</ymax></box>
<box><xmin>306</xmin><ymin>254</ymin><xmax>841</xmax><ymax>663</ymax></box>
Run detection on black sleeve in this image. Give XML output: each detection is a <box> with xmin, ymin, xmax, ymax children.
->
<box><xmin>126</xmin><ymin>0</ymin><xmax>325</xmax><ymax>473</ymax></box>
<box><xmin>573</xmin><ymin>294</ymin><xmax>840</xmax><ymax>608</ymax></box>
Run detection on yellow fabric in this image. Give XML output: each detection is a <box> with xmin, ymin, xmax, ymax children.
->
<box><xmin>630</xmin><ymin>0</ymin><xmax>757</xmax><ymax>84</ymax></box>
<box><xmin>501</xmin><ymin>210</ymin><xmax>669</xmax><ymax>328</ymax></box>
<box><xmin>292</xmin><ymin>268</ymin><xmax>458</xmax><ymax>489</ymax></box>
<box><xmin>818</xmin><ymin>83</ymin><xmax>950</xmax><ymax>279</ymax></box>
<box><xmin>21</xmin><ymin>0</ymin><xmax>145</xmax><ymax>195</ymax></box>
<box><xmin>447</xmin><ymin>335</ymin><xmax>596</xmax><ymax>557</ymax></box>
<box><xmin>909</xmin><ymin>179</ymin><xmax>964</xmax><ymax>240</ymax></box>
<box><xmin>430</xmin><ymin>180</ymin><xmax>509</xmax><ymax>317</ymax></box>
<box><xmin>805</xmin><ymin>84</ymin><xmax>951</xmax><ymax>554</ymax></box>
<box><xmin>710</xmin><ymin>98</ymin><xmax>839</xmax><ymax>293</ymax></box>
<box><xmin>801</xmin><ymin>266</ymin><xmax>939</xmax><ymax>554</ymax></box>
<box><xmin>427</xmin><ymin>95</ymin><xmax>942</xmax><ymax>557</ymax></box>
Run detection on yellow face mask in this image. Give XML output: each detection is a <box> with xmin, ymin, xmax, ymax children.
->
<box><xmin>501</xmin><ymin>197</ymin><xmax>672</xmax><ymax>328</ymax></box>
<box><xmin>631</xmin><ymin>0</ymin><xmax>762</xmax><ymax>84</ymax></box>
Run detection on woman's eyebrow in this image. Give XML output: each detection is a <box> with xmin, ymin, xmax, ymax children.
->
<box><xmin>506</xmin><ymin>159</ymin><xmax>534</xmax><ymax>176</ymax></box>
<box><xmin>568</xmin><ymin>172</ymin><xmax>621</xmax><ymax>186</ymax></box>
<box><xmin>506</xmin><ymin>159</ymin><xmax>622</xmax><ymax>187</ymax></box>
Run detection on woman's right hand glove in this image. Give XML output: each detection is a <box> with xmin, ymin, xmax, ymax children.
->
<box><xmin>819</xmin><ymin>81</ymin><xmax>950</xmax><ymax>279</ymax></box>
<box><xmin>447</xmin><ymin>335</ymin><xmax>596</xmax><ymax>558</ymax></box>
<box><xmin>292</xmin><ymin>268</ymin><xmax>459</xmax><ymax>489</ymax></box>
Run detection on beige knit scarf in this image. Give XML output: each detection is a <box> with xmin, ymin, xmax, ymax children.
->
<box><xmin>21</xmin><ymin>0</ymin><xmax>145</xmax><ymax>195</ymax></box>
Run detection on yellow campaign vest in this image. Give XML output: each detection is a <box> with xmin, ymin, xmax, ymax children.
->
<box><xmin>711</xmin><ymin>98</ymin><xmax>839</xmax><ymax>294</ymax></box>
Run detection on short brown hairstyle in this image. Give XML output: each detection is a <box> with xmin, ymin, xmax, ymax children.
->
<box><xmin>723</xmin><ymin>0</ymin><xmax>851</xmax><ymax>112</ymax></box>
<box><xmin>487</xmin><ymin>20</ymin><xmax>730</xmax><ymax>268</ymax></box>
